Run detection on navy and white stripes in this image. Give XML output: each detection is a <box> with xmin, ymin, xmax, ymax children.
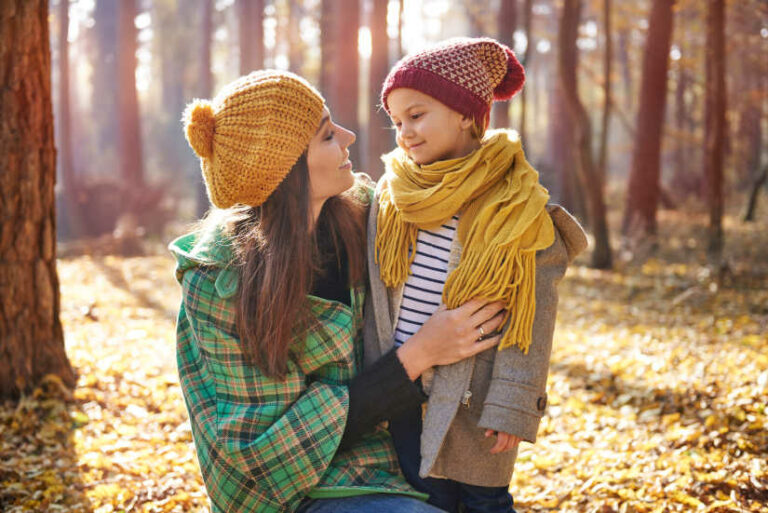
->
<box><xmin>393</xmin><ymin>216</ymin><xmax>459</xmax><ymax>347</ymax></box>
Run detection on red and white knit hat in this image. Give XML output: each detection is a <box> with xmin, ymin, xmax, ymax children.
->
<box><xmin>381</xmin><ymin>37</ymin><xmax>525</xmax><ymax>129</ymax></box>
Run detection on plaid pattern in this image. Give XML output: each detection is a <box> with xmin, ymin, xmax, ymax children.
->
<box><xmin>170</xmin><ymin>227</ymin><xmax>422</xmax><ymax>513</ymax></box>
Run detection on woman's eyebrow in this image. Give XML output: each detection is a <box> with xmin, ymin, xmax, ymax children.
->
<box><xmin>315</xmin><ymin>115</ymin><xmax>330</xmax><ymax>134</ymax></box>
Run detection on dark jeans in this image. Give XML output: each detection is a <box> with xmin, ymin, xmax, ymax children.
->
<box><xmin>296</xmin><ymin>494</ymin><xmax>446</xmax><ymax>513</ymax></box>
<box><xmin>389</xmin><ymin>402</ymin><xmax>516</xmax><ymax>513</ymax></box>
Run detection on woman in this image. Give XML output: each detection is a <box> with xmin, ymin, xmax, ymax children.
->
<box><xmin>169</xmin><ymin>70</ymin><xmax>505</xmax><ymax>513</ymax></box>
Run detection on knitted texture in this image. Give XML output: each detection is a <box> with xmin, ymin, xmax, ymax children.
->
<box><xmin>375</xmin><ymin>130</ymin><xmax>554</xmax><ymax>353</ymax></box>
<box><xmin>381</xmin><ymin>37</ymin><xmax>525</xmax><ymax>128</ymax></box>
<box><xmin>183</xmin><ymin>70</ymin><xmax>325</xmax><ymax>208</ymax></box>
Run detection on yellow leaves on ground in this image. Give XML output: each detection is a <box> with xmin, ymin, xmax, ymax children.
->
<box><xmin>0</xmin><ymin>212</ymin><xmax>766</xmax><ymax>511</ymax></box>
<box><xmin>511</xmin><ymin>213</ymin><xmax>768</xmax><ymax>512</ymax></box>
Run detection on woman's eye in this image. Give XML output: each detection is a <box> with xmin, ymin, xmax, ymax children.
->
<box><xmin>392</xmin><ymin>122</ymin><xmax>402</xmax><ymax>129</ymax></box>
<box><xmin>410</xmin><ymin>113</ymin><xmax>422</xmax><ymax>120</ymax></box>
<box><xmin>324</xmin><ymin>130</ymin><xmax>335</xmax><ymax>141</ymax></box>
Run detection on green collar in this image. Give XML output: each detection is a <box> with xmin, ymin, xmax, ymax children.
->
<box><xmin>168</xmin><ymin>223</ymin><xmax>239</xmax><ymax>298</ymax></box>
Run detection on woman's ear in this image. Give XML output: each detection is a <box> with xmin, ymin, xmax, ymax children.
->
<box><xmin>459</xmin><ymin>115</ymin><xmax>474</xmax><ymax>131</ymax></box>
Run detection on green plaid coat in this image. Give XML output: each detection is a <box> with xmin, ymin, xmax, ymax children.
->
<box><xmin>169</xmin><ymin>222</ymin><xmax>423</xmax><ymax>513</ymax></box>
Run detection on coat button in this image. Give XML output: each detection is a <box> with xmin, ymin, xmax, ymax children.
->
<box><xmin>536</xmin><ymin>396</ymin><xmax>547</xmax><ymax>411</ymax></box>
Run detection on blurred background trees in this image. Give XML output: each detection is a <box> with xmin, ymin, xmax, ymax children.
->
<box><xmin>43</xmin><ymin>0</ymin><xmax>766</xmax><ymax>268</ymax></box>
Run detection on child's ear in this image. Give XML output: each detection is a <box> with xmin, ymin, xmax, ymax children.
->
<box><xmin>459</xmin><ymin>115</ymin><xmax>474</xmax><ymax>131</ymax></box>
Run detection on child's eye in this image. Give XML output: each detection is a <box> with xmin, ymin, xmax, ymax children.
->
<box><xmin>410</xmin><ymin>113</ymin><xmax>423</xmax><ymax>120</ymax></box>
<box><xmin>392</xmin><ymin>121</ymin><xmax>402</xmax><ymax>129</ymax></box>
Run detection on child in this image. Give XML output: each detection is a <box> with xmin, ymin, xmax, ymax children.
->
<box><xmin>362</xmin><ymin>38</ymin><xmax>589</xmax><ymax>513</ymax></box>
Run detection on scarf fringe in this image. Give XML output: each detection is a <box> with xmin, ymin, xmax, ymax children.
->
<box><xmin>376</xmin><ymin>130</ymin><xmax>554</xmax><ymax>353</ymax></box>
<box><xmin>443</xmin><ymin>244</ymin><xmax>537</xmax><ymax>353</ymax></box>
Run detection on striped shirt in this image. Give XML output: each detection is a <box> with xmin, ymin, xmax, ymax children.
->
<box><xmin>394</xmin><ymin>216</ymin><xmax>459</xmax><ymax>347</ymax></box>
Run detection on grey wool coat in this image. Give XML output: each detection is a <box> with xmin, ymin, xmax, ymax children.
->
<box><xmin>363</xmin><ymin>185</ymin><xmax>588</xmax><ymax>487</ymax></box>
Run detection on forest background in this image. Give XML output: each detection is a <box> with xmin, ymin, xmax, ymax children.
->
<box><xmin>0</xmin><ymin>0</ymin><xmax>766</xmax><ymax>511</ymax></box>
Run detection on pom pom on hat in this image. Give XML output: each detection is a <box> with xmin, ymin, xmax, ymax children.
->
<box><xmin>184</xmin><ymin>99</ymin><xmax>216</xmax><ymax>160</ymax></box>
<box><xmin>181</xmin><ymin>70</ymin><xmax>325</xmax><ymax>209</ymax></box>
<box><xmin>493</xmin><ymin>46</ymin><xmax>525</xmax><ymax>101</ymax></box>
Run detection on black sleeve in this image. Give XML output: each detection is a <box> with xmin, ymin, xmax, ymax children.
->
<box><xmin>339</xmin><ymin>348</ymin><xmax>427</xmax><ymax>450</ymax></box>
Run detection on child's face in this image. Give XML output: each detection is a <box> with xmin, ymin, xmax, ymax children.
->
<box><xmin>387</xmin><ymin>88</ymin><xmax>475</xmax><ymax>165</ymax></box>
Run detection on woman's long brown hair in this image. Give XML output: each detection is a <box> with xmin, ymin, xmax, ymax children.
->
<box><xmin>221</xmin><ymin>155</ymin><xmax>367</xmax><ymax>379</ymax></box>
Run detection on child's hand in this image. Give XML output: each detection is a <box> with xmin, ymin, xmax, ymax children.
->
<box><xmin>484</xmin><ymin>429</ymin><xmax>521</xmax><ymax>454</ymax></box>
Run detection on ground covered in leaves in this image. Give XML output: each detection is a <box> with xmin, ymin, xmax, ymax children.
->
<box><xmin>1</xmin><ymin>210</ymin><xmax>766</xmax><ymax>512</ymax></box>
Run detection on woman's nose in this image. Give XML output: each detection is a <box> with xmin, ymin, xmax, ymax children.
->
<box><xmin>342</xmin><ymin>126</ymin><xmax>356</xmax><ymax>147</ymax></box>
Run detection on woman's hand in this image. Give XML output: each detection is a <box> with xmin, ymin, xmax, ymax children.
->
<box><xmin>396</xmin><ymin>298</ymin><xmax>505</xmax><ymax>381</ymax></box>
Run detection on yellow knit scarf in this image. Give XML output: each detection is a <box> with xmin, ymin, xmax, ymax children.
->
<box><xmin>376</xmin><ymin>129</ymin><xmax>555</xmax><ymax>353</ymax></box>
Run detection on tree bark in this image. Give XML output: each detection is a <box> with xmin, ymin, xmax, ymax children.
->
<box><xmin>117</xmin><ymin>0</ymin><xmax>145</xmax><ymax>213</ymax></box>
<box><xmin>238</xmin><ymin>0</ymin><xmax>265</xmax><ymax>74</ymax></box>
<box><xmin>366</xmin><ymin>0</ymin><xmax>392</xmax><ymax>179</ymax></box>
<box><xmin>704</xmin><ymin>0</ymin><xmax>726</xmax><ymax>259</ymax></box>
<box><xmin>518</xmin><ymin>0</ymin><xmax>533</xmax><ymax>142</ymax></box>
<box><xmin>492</xmin><ymin>0</ymin><xmax>516</xmax><ymax>129</ymax></box>
<box><xmin>622</xmin><ymin>0</ymin><xmax>675</xmax><ymax>238</ymax></box>
<box><xmin>0</xmin><ymin>0</ymin><xmax>76</xmax><ymax>399</ymax></box>
<box><xmin>558</xmin><ymin>0</ymin><xmax>612</xmax><ymax>269</ymax></box>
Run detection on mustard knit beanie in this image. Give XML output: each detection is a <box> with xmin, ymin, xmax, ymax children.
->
<box><xmin>183</xmin><ymin>70</ymin><xmax>325</xmax><ymax>208</ymax></box>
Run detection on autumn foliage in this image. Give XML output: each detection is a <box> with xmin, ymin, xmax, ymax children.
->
<box><xmin>0</xmin><ymin>208</ymin><xmax>764</xmax><ymax>512</ymax></box>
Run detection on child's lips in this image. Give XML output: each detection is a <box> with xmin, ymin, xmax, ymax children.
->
<box><xmin>408</xmin><ymin>142</ymin><xmax>425</xmax><ymax>150</ymax></box>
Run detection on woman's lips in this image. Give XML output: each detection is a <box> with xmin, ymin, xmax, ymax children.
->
<box><xmin>339</xmin><ymin>159</ymin><xmax>352</xmax><ymax>170</ymax></box>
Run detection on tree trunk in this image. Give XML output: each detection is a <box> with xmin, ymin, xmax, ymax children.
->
<box><xmin>0</xmin><ymin>0</ymin><xmax>76</xmax><ymax>399</ymax></box>
<box><xmin>617</xmin><ymin>27</ymin><xmax>632</xmax><ymax>114</ymax></box>
<box><xmin>397</xmin><ymin>0</ymin><xmax>404</xmax><ymax>58</ymax></box>
<box><xmin>197</xmin><ymin>0</ymin><xmax>214</xmax><ymax>218</ymax></box>
<box><xmin>321</xmin><ymin>0</ymin><xmax>360</xmax><ymax>166</ymax></box>
<box><xmin>57</xmin><ymin>0</ymin><xmax>84</xmax><ymax>237</ymax></box>
<box><xmin>90</xmin><ymin>0</ymin><xmax>118</xmax><ymax>166</ymax></box>
<box><xmin>492</xmin><ymin>0</ymin><xmax>516</xmax><ymax>129</ymax></box>
<box><xmin>239</xmin><ymin>0</ymin><xmax>265</xmax><ymax>74</ymax></box>
<box><xmin>518</xmin><ymin>0</ymin><xmax>533</xmax><ymax>142</ymax></box>
<box><xmin>117</xmin><ymin>0</ymin><xmax>145</xmax><ymax>214</ymax></box>
<box><xmin>704</xmin><ymin>0</ymin><xmax>726</xmax><ymax>259</ymax></box>
<box><xmin>743</xmin><ymin>166</ymin><xmax>767</xmax><ymax>222</ymax></box>
<box><xmin>288</xmin><ymin>0</ymin><xmax>304</xmax><ymax>74</ymax></box>
<box><xmin>558</xmin><ymin>0</ymin><xmax>612</xmax><ymax>269</ymax></box>
<box><xmin>622</xmin><ymin>0</ymin><xmax>674</xmax><ymax>238</ymax></box>
<box><xmin>366</xmin><ymin>0</ymin><xmax>392</xmax><ymax>179</ymax></box>
<box><xmin>597</xmin><ymin>0</ymin><xmax>612</xmax><ymax>186</ymax></box>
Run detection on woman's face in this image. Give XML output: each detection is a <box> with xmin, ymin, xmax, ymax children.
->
<box><xmin>307</xmin><ymin>107</ymin><xmax>356</xmax><ymax>206</ymax></box>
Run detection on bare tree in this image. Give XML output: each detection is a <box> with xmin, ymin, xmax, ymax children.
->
<box><xmin>57</xmin><ymin>0</ymin><xmax>83</xmax><ymax>236</ymax></box>
<box><xmin>321</xmin><ymin>0</ymin><xmax>360</xmax><ymax>165</ymax></box>
<box><xmin>558</xmin><ymin>0</ymin><xmax>612</xmax><ymax>269</ymax></box>
<box><xmin>622</xmin><ymin>0</ymin><xmax>675</xmax><ymax>240</ymax></box>
<box><xmin>239</xmin><ymin>0</ymin><xmax>265</xmax><ymax>74</ymax></box>
<box><xmin>367</xmin><ymin>0</ymin><xmax>392</xmax><ymax>178</ymax></box>
<box><xmin>704</xmin><ymin>0</ymin><xmax>726</xmax><ymax>259</ymax></box>
<box><xmin>597</xmin><ymin>0</ymin><xmax>613</xmax><ymax>187</ymax></box>
<box><xmin>0</xmin><ymin>0</ymin><xmax>76</xmax><ymax>399</ymax></box>
<box><xmin>117</xmin><ymin>0</ymin><xmax>146</xmax><ymax>216</ymax></box>
<box><xmin>492</xmin><ymin>0</ymin><xmax>517</xmax><ymax>129</ymax></box>
<box><xmin>518</xmin><ymin>0</ymin><xmax>533</xmax><ymax>142</ymax></box>
<box><xmin>196</xmin><ymin>0</ymin><xmax>214</xmax><ymax>218</ymax></box>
